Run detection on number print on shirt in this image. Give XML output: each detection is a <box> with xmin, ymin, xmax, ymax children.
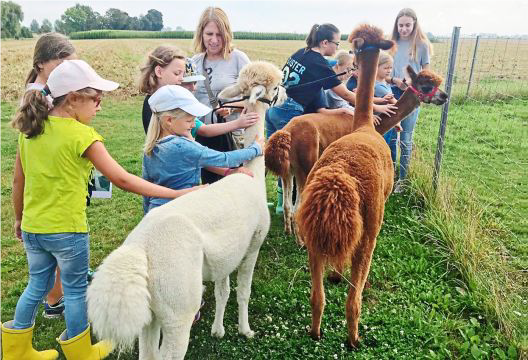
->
<box><xmin>282</xmin><ymin>67</ymin><xmax>300</xmax><ymax>89</ymax></box>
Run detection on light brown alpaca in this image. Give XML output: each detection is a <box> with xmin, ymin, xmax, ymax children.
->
<box><xmin>295</xmin><ymin>24</ymin><xmax>395</xmax><ymax>348</ymax></box>
<box><xmin>265</xmin><ymin>67</ymin><xmax>447</xmax><ymax>241</ymax></box>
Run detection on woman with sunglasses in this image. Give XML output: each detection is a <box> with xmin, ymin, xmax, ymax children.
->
<box><xmin>4</xmin><ymin>60</ymin><xmax>203</xmax><ymax>360</ymax></box>
<box><xmin>266</xmin><ymin>23</ymin><xmax>397</xmax><ymax>213</ymax></box>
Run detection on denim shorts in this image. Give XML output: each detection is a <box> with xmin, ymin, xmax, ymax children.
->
<box><xmin>265</xmin><ymin>97</ymin><xmax>304</xmax><ymax>139</ymax></box>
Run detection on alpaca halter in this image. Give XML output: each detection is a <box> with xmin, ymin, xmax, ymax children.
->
<box><xmin>217</xmin><ymin>86</ymin><xmax>283</xmax><ymax>110</ymax></box>
<box><xmin>408</xmin><ymin>85</ymin><xmax>439</xmax><ymax>102</ymax></box>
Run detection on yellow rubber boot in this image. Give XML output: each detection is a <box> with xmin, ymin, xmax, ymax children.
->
<box><xmin>1</xmin><ymin>321</ymin><xmax>59</xmax><ymax>360</ymax></box>
<box><xmin>57</xmin><ymin>325</ymin><xmax>113</xmax><ymax>360</ymax></box>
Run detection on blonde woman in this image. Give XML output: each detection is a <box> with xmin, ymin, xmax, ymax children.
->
<box><xmin>387</xmin><ymin>8</ymin><xmax>433</xmax><ymax>192</ymax></box>
<box><xmin>191</xmin><ymin>6</ymin><xmax>251</xmax><ymax>183</ymax></box>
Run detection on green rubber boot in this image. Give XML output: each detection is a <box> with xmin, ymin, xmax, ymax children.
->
<box><xmin>275</xmin><ymin>188</ymin><xmax>284</xmax><ymax>215</ymax></box>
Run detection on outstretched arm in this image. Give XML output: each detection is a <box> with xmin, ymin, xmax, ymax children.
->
<box><xmin>197</xmin><ymin>110</ymin><xmax>260</xmax><ymax>137</ymax></box>
<box><xmin>84</xmin><ymin>141</ymin><xmax>205</xmax><ymax>199</ymax></box>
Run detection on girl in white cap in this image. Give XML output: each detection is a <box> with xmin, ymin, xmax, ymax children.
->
<box><xmin>143</xmin><ymin>84</ymin><xmax>264</xmax><ymax>213</ymax></box>
<box><xmin>4</xmin><ymin>60</ymin><xmax>203</xmax><ymax>360</ymax></box>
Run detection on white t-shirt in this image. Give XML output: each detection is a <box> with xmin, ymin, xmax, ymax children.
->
<box><xmin>191</xmin><ymin>49</ymin><xmax>250</xmax><ymax>127</ymax></box>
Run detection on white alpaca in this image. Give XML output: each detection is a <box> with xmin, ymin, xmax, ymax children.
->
<box><xmin>87</xmin><ymin>61</ymin><xmax>286</xmax><ymax>360</ymax></box>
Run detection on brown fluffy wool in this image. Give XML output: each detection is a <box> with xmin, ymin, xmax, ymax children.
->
<box><xmin>264</xmin><ymin>130</ymin><xmax>291</xmax><ymax>179</ymax></box>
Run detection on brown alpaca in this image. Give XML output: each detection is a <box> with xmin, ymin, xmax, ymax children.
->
<box><xmin>265</xmin><ymin>67</ymin><xmax>447</xmax><ymax>241</ymax></box>
<box><xmin>295</xmin><ymin>24</ymin><xmax>395</xmax><ymax>348</ymax></box>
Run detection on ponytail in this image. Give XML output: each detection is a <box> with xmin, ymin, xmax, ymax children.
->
<box><xmin>144</xmin><ymin>113</ymin><xmax>162</xmax><ymax>155</ymax></box>
<box><xmin>11</xmin><ymin>88</ymin><xmax>51</xmax><ymax>138</ymax></box>
<box><xmin>306</xmin><ymin>23</ymin><xmax>340</xmax><ymax>49</ymax></box>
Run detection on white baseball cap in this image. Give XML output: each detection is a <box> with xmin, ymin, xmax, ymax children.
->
<box><xmin>182</xmin><ymin>58</ymin><xmax>206</xmax><ymax>83</ymax></box>
<box><xmin>47</xmin><ymin>59</ymin><xmax>119</xmax><ymax>98</ymax></box>
<box><xmin>149</xmin><ymin>85</ymin><xmax>211</xmax><ymax>116</ymax></box>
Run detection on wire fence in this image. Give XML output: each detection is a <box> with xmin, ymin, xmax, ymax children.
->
<box><xmin>416</xmin><ymin>29</ymin><xmax>527</xmax><ymax>267</ymax></box>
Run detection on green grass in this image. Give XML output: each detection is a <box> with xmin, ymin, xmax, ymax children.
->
<box><xmin>0</xmin><ymin>98</ymin><xmax>520</xmax><ymax>359</ymax></box>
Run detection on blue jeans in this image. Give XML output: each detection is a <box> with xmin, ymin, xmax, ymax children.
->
<box><xmin>13</xmin><ymin>231</ymin><xmax>90</xmax><ymax>339</ymax></box>
<box><xmin>265</xmin><ymin>97</ymin><xmax>304</xmax><ymax>139</ymax></box>
<box><xmin>385</xmin><ymin>108</ymin><xmax>420</xmax><ymax>179</ymax></box>
<box><xmin>266</xmin><ymin>97</ymin><xmax>304</xmax><ymax>188</ymax></box>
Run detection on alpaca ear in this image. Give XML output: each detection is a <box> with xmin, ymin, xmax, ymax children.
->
<box><xmin>352</xmin><ymin>38</ymin><xmax>364</xmax><ymax>51</ymax></box>
<box><xmin>406</xmin><ymin>65</ymin><xmax>418</xmax><ymax>83</ymax></box>
<box><xmin>379</xmin><ymin>40</ymin><xmax>395</xmax><ymax>51</ymax></box>
<box><xmin>249</xmin><ymin>85</ymin><xmax>266</xmax><ymax>104</ymax></box>
<box><xmin>218</xmin><ymin>84</ymin><xmax>242</xmax><ymax>100</ymax></box>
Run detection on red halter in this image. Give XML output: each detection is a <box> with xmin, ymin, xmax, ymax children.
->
<box><xmin>408</xmin><ymin>85</ymin><xmax>439</xmax><ymax>102</ymax></box>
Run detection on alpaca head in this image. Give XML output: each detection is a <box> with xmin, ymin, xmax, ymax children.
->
<box><xmin>407</xmin><ymin>65</ymin><xmax>448</xmax><ymax>105</ymax></box>
<box><xmin>348</xmin><ymin>24</ymin><xmax>395</xmax><ymax>54</ymax></box>
<box><xmin>218</xmin><ymin>61</ymin><xmax>286</xmax><ymax>108</ymax></box>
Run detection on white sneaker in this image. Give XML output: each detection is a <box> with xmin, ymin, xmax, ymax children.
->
<box><xmin>393</xmin><ymin>180</ymin><xmax>404</xmax><ymax>194</ymax></box>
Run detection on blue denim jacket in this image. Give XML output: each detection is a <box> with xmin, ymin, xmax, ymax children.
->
<box><xmin>142</xmin><ymin>135</ymin><xmax>261</xmax><ymax>211</ymax></box>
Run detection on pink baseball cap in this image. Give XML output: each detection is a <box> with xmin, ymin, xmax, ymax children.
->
<box><xmin>47</xmin><ymin>60</ymin><xmax>119</xmax><ymax>98</ymax></box>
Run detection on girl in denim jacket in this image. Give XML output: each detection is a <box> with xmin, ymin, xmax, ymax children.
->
<box><xmin>142</xmin><ymin>84</ymin><xmax>264</xmax><ymax>213</ymax></box>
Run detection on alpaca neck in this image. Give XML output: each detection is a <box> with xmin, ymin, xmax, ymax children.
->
<box><xmin>242</xmin><ymin>103</ymin><xmax>266</xmax><ymax>195</ymax></box>
<box><xmin>375</xmin><ymin>88</ymin><xmax>421</xmax><ymax>135</ymax></box>
<box><xmin>353</xmin><ymin>50</ymin><xmax>380</xmax><ymax>129</ymax></box>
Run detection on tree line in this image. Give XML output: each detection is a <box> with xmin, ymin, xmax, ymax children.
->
<box><xmin>1</xmin><ymin>1</ymin><xmax>164</xmax><ymax>38</ymax></box>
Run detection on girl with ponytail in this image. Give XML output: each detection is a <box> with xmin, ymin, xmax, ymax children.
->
<box><xmin>4</xmin><ymin>60</ymin><xmax>203</xmax><ymax>360</ymax></box>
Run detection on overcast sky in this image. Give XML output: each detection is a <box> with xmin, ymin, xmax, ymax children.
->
<box><xmin>17</xmin><ymin>0</ymin><xmax>528</xmax><ymax>37</ymax></box>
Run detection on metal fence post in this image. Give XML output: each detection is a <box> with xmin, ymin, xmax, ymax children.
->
<box><xmin>433</xmin><ymin>26</ymin><xmax>461</xmax><ymax>191</ymax></box>
<box><xmin>466</xmin><ymin>35</ymin><xmax>480</xmax><ymax>97</ymax></box>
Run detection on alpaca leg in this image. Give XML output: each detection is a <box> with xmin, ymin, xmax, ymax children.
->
<box><xmin>159</xmin><ymin>314</ymin><xmax>195</xmax><ymax>360</ymax></box>
<box><xmin>139</xmin><ymin>317</ymin><xmax>161</xmax><ymax>360</ymax></box>
<box><xmin>236</xmin><ymin>247</ymin><xmax>262</xmax><ymax>338</ymax></box>
<box><xmin>308</xmin><ymin>251</ymin><xmax>325</xmax><ymax>340</ymax></box>
<box><xmin>345</xmin><ymin>236</ymin><xmax>376</xmax><ymax>348</ymax></box>
<box><xmin>211</xmin><ymin>276</ymin><xmax>230</xmax><ymax>338</ymax></box>
<box><xmin>282</xmin><ymin>174</ymin><xmax>295</xmax><ymax>235</ymax></box>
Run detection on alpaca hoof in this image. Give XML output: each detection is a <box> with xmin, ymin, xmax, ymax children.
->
<box><xmin>239</xmin><ymin>328</ymin><xmax>255</xmax><ymax>338</ymax></box>
<box><xmin>345</xmin><ymin>336</ymin><xmax>361</xmax><ymax>350</ymax></box>
<box><xmin>309</xmin><ymin>328</ymin><xmax>323</xmax><ymax>341</ymax></box>
<box><xmin>211</xmin><ymin>325</ymin><xmax>225</xmax><ymax>338</ymax></box>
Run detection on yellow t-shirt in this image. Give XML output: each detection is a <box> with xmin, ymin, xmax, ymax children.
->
<box><xmin>18</xmin><ymin>116</ymin><xmax>103</xmax><ymax>233</ymax></box>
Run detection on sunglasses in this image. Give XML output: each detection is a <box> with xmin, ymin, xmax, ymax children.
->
<box><xmin>90</xmin><ymin>95</ymin><xmax>102</xmax><ymax>107</ymax></box>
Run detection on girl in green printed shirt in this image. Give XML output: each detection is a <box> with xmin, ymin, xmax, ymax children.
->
<box><xmin>3</xmin><ymin>60</ymin><xmax>204</xmax><ymax>360</ymax></box>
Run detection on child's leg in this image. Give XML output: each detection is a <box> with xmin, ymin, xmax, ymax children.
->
<box><xmin>387</xmin><ymin>129</ymin><xmax>398</xmax><ymax>171</ymax></box>
<box><xmin>46</xmin><ymin>267</ymin><xmax>63</xmax><ymax>305</ymax></box>
<box><xmin>13</xmin><ymin>232</ymin><xmax>57</xmax><ymax>329</ymax></box>
<box><xmin>50</xmin><ymin>233</ymin><xmax>90</xmax><ymax>339</ymax></box>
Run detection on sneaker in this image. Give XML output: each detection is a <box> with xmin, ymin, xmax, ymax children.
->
<box><xmin>393</xmin><ymin>180</ymin><xmax>404</xmax><ymax>194</ymax></box>
<box><xmin>193</xmin><ymin>310</ymin><xmax>201</xmax><ymax>324</ymax></box>
<box><xmin>43</xmin><ymin>296</ymin><xmax>64</xmax><ymax>319</ymax></box>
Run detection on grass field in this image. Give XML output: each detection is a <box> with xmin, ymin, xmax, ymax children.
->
<box><xmin>1</xmin><ymin>37</ymin><xmax>525</xmax><ymax>358</ymax></box>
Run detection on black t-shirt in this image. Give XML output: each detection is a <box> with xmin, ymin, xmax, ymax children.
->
<box><xmin>303</xmin><ymin>89</ymin><xmax>329</xmax><ymax>114</ymax></box>
<box><xmin>282</xmin><ymin>48</ymin><xmax>341</xmax><ymax>108</ymax></box>
<box><xmin>142</xmin><ymin>95</ymin><xmax>152</xmax><ymax>134</ymax></box>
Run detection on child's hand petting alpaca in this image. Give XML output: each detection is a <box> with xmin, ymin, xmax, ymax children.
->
<box><xmin>395</xmin><ymin>122</ymin><xmax>403</xmax><ymax>132</ymax></box>
<box><xmin>373</xmin><ymin>114</ymin><xmax>382</xmax><ymax>126</ymax></box>
<box><xmin>235</xmin><ymin>109</ymin><xmax>260</xmax><ymax>129</ymax></box>
<box><xmin>255</xmin><ymin>135</ymin><xmax>265</xmax><ymax>153</ymax></box>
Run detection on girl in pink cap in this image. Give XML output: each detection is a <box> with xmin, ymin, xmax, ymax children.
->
<box><xmin>3</xmin><ymin>60</ymin><xmax>204</xmax><ymax>360</ymax></box>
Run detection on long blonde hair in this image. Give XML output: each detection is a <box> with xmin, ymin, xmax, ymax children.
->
<box><xmin>138</xmin><ymin>46</ymin><xmax>186</xmax><ymax>94</ymax></box>
<box><xmin>12</xmin><ymin>87</ymin><xmax>99</xmax><ymax>138</ymax></box>
<box><xmin>390</xmin><ymin>8</ymin><xmax>433</xmax><ymax>60</ymax></box>
<box><xmin>144</xmin><ymin>108</ymin><xmax>190</xmax><ymax>155</ymax></box>
<box><xmin>193</xmin><ymin>7</ymin><xmax>234</xmax><ymax>60</ymax></box>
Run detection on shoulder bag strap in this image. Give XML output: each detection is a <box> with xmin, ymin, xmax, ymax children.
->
<box><xmin>202</xmin><ymin>58</ymin><xmax>219</xmax><ymax>123</ymax></box>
